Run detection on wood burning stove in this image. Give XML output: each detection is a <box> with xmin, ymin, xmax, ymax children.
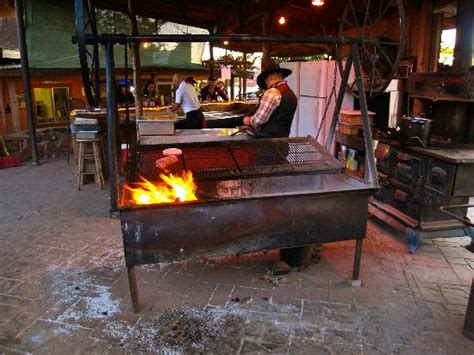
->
<box><xmin>369</xmin><ymin>0</ymin><xmax>473</xmax><ymax>241</ymax></box>
<box><xmin>370</xmin><ymin>71</ymin><xmax>474</xmax><ymax>241</ymax></box>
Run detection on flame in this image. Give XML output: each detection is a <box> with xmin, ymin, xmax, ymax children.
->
<box><xmin>124</xmin><ymin>171</ymin><xmax>198</xmax><ymax>206</ymax></box>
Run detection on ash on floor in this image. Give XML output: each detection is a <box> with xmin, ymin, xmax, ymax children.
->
<box><xmin>1</xmin><ymin>158</ymin><xmax>473</xmax><ymax>354</ymax></box>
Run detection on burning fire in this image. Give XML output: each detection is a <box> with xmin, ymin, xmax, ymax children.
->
<box><xmin>124</xmin><ymin>171</ymin><xmax>198</xmax><ymax>206</ymax></box>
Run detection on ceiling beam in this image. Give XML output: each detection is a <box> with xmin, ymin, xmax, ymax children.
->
<box><xmin>215</xmin><ymin>0</ymin><xmax>288</xmax><ymax>35</ymax></box>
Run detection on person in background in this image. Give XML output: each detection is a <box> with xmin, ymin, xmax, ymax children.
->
<box><xmin>117</xmin><ymin>79</ymin><xmax>135</xmax><ymax>106</ymax></box>
<box><xmin>185</xmin><ymin>77</ymin><xmax>206</xmax><ymax>126</ymax></box>
<box><xmin>171</xmin><ymin>73</ymin><xmax>203</xmax><ymax>129</ymax></box>
<box><xmin>216</xmin><ymin>81</ymin><xmax>229</xmax><ymax>100</ymax></box>
<box><xmin>185</xmin><ymin>76</ymin><xmax>198</xmax><ymax>86</ymax></box>
<box><xmin>200</xmin><ymin>76</ymin><xmax>229</xmax><ymax>102</ymax></box>
<box><xmin>143</xmin><ymin>80</ymin><xmax>158</xmax><ymax>100</ymax></box>
<box><xmin>142</xmin><ymin>79</ymin><xmax>158</xmax><ymax>107</ymax></box>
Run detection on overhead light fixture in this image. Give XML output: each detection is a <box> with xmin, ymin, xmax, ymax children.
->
<box><xmin>278</xmin><ymin>16</ymin><xmax>287</xmax><ymax>25</ymax></box>
<box><xmin>142</xmin><ymin>42</ymin><xmax>150</xmax><ymax>48</ymax></box>
<box><xmin>223</xmin><ymin>40</ymin><xmax>229</xmax><ymax>46</ymax></box>
<box><xmin>312</xmin><ymin>0</ymin><xmax>325</xmax><ymax>6</ymax></box>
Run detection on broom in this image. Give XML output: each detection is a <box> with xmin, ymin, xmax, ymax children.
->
<box><xmin>0</xmin><ymin>135</ymin><xmax>22</xmax><ymax>169</ymax></box>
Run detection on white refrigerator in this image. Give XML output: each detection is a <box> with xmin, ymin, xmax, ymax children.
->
<box><xmin>280</xmin><ymin>60</ymin><xmax>354</xmax><ymax>149</ymax></box>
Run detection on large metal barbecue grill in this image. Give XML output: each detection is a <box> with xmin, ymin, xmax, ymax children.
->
<box><xmin>122</xmin><ymin>137</ymin><xmax>374</xmax><ymax>311</ymax></box>
<box><xmin>72</xmin><ymin>0</ymin><xmax>406</xmax><ymax>311</ymax></box>
<box><xmin>104</xmin><ymin>39</ymin><xmax>378</xmax><ymax>312</ymax></box>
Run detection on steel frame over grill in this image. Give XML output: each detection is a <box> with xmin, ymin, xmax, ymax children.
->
<box><xmin>80</xmin><ymin>31</ymin><xmax>381</xmax><ymax>312</ymax></box>
<box><xmin>128</xmin><ymin>137</ymin><xmax>343</xmax><ymax>183</ymax></box>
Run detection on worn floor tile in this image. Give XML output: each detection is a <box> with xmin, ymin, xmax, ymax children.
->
<box><xmin>0</xmin><ymin>159</ymin><xmax>473</xmax><ymax>354</ymax></box>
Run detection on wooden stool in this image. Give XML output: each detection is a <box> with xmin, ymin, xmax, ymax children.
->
<box><xmin>76</xmin><ymin>138</ymin><xmax>105</xmax><ymax>190</ymax></box>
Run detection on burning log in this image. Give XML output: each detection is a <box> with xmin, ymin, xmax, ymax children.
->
<box><xmin>123</xmin><ymin>171</ymin><xmax>197</xmax><ymax>206</ymax></box>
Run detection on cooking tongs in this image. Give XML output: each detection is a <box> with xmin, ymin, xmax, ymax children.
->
<box><xmin>231</xmin><ymin>126</ymin><xmax>255</xmax><ymax>136</ymax></box>
<box><xmin>439</xmin><ymin>204</ymin><xmax>474</xmax><ymax>227</ymax></box>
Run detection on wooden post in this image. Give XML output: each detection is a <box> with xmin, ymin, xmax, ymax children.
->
<box><xmin>429</xmin><ymin>13</ymin><xmax>443</xmax><ymax>72</ymax></box>
<box><xmin>0</xmin><ymin>79</ymin><xmax>7</xmax><ymax>134</ymax></box>
<box><xmin>230</xmin><ymin>75</ymin><xmax>235</xmax><ymax>101</ymax></box>
<box><xmin>7</xmin><ymin>79</ymin><xmax>20</xmax><ymax>133</ymax></box>
<box><xmin>209</xmin><ymin>41</ymin><xmax>215</xmax><ymax>77</ymax></box>
<box><xmin>453</xmin><ymin>0</ymin><xmax>474</xmax><ymax>72</ymax></box>
<box><xmin>238</xmin><ymin>76</ymin><xmax>242</xmax><ymax>99</ymax></box>
<box><xmin>14</xmin><ymin>0</ymin><xmax>39</xmax><ymax>164</ymax></box>
<box><xmin>243</xmin><ymin>52</ymin><xmax>247</xmax><ymax>98</ymax></box>
<box><xmin>416</xmin><ymin>0</ymin><xmax>434</xmax><ymax>72</ymax></box>
<box><xmin>413</xmin><ymin>0</ymin><xmax>435</xmax><ymax>115</ymax></box>
<box><xmin>261</xmin><ymin>12</ymin><xmax>270</xmax><ymax>70</ymax></box>
<box><xmin>128</xmin><ymin>0</ymin><xmax>142</xmax><ymax>118</ymax></box>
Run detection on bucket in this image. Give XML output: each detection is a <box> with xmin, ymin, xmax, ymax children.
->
<box><xmin>400</xmin><ymin>117</ymin><xmax>432</xmax><ymax>147</ymax></box>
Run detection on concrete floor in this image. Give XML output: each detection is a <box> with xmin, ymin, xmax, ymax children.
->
<box><xmin>0</xmin><ymin>158</ymin><xmax>473</xmax><ymax>354</ymax></box>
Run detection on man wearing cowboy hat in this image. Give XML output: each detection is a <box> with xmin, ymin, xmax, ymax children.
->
<box><xmin>243</xmin><ymin>61</ymin><xmax>297</xmax><ymax>138</ymax></box>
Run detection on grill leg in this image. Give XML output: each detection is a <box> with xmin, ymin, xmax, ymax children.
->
<box><xmin>352</xmin><ymin>238</ymin><xmax>363</xmax><ymax>286</ymax></box>
<box><xmin>280</xmin><ymin>246</ymin><xmax>311</xmax><ymax>267</ymax></box>
<box><xmin>127</xmin><ymin>265</ymin><xmax>140</xmax><ymax>313</ymax></box>
<box><xmin>464</xmin><ymin>277</ymin><xmax>474</xmax><ymax>341</ymax></box>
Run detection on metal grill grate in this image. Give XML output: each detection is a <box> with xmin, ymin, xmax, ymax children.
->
<box><xmin>128</xmin><ymin>137</ymin><xmax>343</xmax><ymax>182</ymax></box>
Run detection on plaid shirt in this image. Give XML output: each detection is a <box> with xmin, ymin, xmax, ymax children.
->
<box><xmin>250</xmin><ymin>81</ymin><xmax>284</xmax><ymax>128</ymax></box>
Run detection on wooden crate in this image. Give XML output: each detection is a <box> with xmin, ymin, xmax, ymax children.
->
<box><xmin>339</xmin><ymin>110</ymin><xmax>375</xmax><ymax>125</ymax></box>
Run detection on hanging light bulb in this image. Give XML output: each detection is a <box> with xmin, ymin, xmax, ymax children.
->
<box><xmin>223</xmin><ymin>40</ymin><xmax>229</xmax><ymax>46</ymax></box>
<box><xmin>312</xmin><ymin>0</ymin><xmax>325</xmax><ymax>6</ymax></box>
<box><xmin>142</xmin><ymin>42</ymin><xmax>150</xmax><ymax>49</ymax></box>
<box><xmin>278</xmin><ymin>16</ymin><xmax>287</xmax><ymax>25</ymax></box>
